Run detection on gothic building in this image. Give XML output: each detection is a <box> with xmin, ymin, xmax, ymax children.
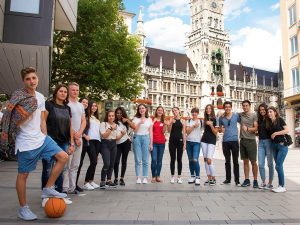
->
<box><xmin>134</xmin><ymin>0</ymin><xmax>282</xmax><ymax>116</ymax></box>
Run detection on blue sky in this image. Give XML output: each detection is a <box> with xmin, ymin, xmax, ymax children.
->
<box><xmin>123</xmin><ymin>0</ymin><xmax>281</xmax><ymax>71</ymax></box>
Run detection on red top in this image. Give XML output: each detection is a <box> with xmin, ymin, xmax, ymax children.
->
<box><xmin>153</xmin><ymin>120</ymin><xmax>166</xmax><ymax>144</ymax></box>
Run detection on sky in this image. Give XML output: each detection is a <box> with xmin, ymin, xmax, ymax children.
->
<box><xmin>123</xmin><ymin>0</ymin><xmax>281</xmax><ymax>71</ymax></box>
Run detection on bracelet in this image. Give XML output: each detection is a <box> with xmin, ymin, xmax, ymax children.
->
<box><xmin>70</xmin><ymin>143</ymin><xmax>75</xmax><ymax>147</ymax></box>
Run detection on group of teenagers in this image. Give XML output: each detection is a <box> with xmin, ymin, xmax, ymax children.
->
<box><xmin>0</xmin><ymin>67</ymin><xmax>290</xmax><ymax>221</ymax></box>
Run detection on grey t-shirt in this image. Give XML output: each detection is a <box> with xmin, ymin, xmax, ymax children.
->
<box><xmin>68</xmin><ymin>101</ymin><xmax>85</xmax><ymax>132</ymax></box>
<box><xmin>239</xmin><ymin>112</ymin><xmax>257</xmax><ymax>139</ymax></box>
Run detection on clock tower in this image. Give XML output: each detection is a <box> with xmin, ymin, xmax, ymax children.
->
<box><xmin>185</xmin><ymin>0</ymin><xmax>230</xmax><ymax>111</ymax></box>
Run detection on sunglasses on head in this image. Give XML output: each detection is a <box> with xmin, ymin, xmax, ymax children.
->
<box><xmin>228</xmin><ymin>119</ymin><xmax>231</xmax><ymax>126</ymax></box>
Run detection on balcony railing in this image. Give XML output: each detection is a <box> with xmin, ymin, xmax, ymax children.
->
<box><xmin>284</xmin><ymin>86</ymin><xmax>300</xmax><ymax>98</ymax></box>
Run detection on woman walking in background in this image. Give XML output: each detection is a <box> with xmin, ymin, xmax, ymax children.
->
<box><xmin>132</xmin><ymin>104</ymin><xmax>153</xmax><ymax>184</ymax></box>
<box><xmin>168</xmin><ymin>107</ymin><xmax>185</xmax><ymax>184</ymax></box>
<box><xmin>114</xmin><ymin>107</ymin><xmax>135</xmax><ymax>186</ymax></box>
<box><xmin>75</xmin><ymin>97</ymin><xmax>89</xmax><ymax>192</ymax></box>
<box><xmin>257</xmin><ymin>103</ymin><xmax>274</xmax><ymax>190</ymax></box>
<box><xmin>81</xmin><ymin>102</ymin><xmax>101</xmax><ymax>190</ymax></box>
<box><xmin>41</xmin><ymin>84</ymin><xmax>74</xmax><ymax>197</ymax></box>
<box><xmin>186</xmin><ymin>107</ymin><xmax>202</xmax><ymax>186</ymax></box>
<box><xmin>201</xmin><ymin>104</ymin><xmax>218</xmax><ymax>186</ymax></box>
<box><xmin>151</xmin><ymin>106</ymin><xmax>167</xmax><ymax>183</ymax></box>
<box><xmin>267</xmin><ymin>106</ymin><xmax>289</xmax><ymax>193</ymax></box>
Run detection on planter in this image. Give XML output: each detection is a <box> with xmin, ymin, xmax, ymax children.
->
<box><xmin>210</xmin><ymin>92</ymin><xmax>215</xmax><ymax>96</ymax></box>
<box><xmin>217</xmin><ymin>92</ymin><xmax>224</xmax><ymax>96</ymax></box>
<box><xmin>217</xmin><ymin>105</ymin><xmax>224</xmax><ymax>109</ymax></box>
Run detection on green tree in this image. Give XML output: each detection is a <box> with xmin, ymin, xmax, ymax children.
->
<box><xmin>52</xmin><ymin>0</ymin><xmax>143</xmax><ymax>100</ymax></box>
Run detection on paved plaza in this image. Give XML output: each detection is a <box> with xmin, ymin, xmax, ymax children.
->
<box><xmin>0</xmin><ymin>143</ymin><xmax>300</xmax><ymax>225</ymax></box>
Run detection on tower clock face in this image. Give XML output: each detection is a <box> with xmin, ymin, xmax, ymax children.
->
<box><xmin>211</xmin><ymin>2</ymin><xmax>217</xmax><ymax>8</ymax></box>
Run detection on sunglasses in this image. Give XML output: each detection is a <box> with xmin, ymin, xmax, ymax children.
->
<box><xmin>228</xmin><ymin>119</ymin><xmax>231</xmax><ymax>126</ymax></box>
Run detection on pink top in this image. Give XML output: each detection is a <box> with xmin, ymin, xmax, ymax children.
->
<box><xmin>153</xmin><ymin>120</ymin><xmax>166</xmax><ymax>144</ymax></box>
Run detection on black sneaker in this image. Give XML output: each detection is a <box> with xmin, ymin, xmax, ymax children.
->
<box><xmin>114</xmin><ymin>179</ymin><xmax>119</xmax><ymax>185</ymax></box>
<box><xmin>235</xmin><ymin>181</ymin><xmax>241</xmax><ymax>187</ymax></box>
<box><xmin>100</xmin><ymin>181</ymin><xmax>106</xmax><ymax>189</ymax></box>
<box><xmin>221</xmin><ymin>179</ymin><xmax>231</xmax><ymax>185</ymax></box>
<box><xmin>106</xmin><ymin>181</ymin><xmax>117</xmax><ymax>188</ymax></box>
<box><xmin>204</xmin><ymin>180</ymin><xmax>210</xmax><ymax>185</ymax></box>
<box><xmin>119</xmin><ymin>178</ymin><xmax>125</xmax><ymax>186</ymax></box>
<box><xmin>253</xmin><ymin>180</ymin><xmax>259</xmax><ymax>188</ymax></box>
<box><xmin>209</xmin><ymin>179</ymin><xmax>216</xmax><ymax>186</ymax></box>
<box><xmin>68</xmin><ymin>189</ymin><xmax>80</xmax><ymax>194</ymax></box>
<box><xmin>241</xmin><ymin>179</ymin><xmax>250</xmax><ymax>187</ymax></box>
<box><xmin>75</xmin><ymin>185</ymin><xmax>84</xmax><ymax>192</ymax></box>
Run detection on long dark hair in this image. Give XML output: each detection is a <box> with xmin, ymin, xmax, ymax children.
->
<box><xmin>104</xmin><ymin>110</ymin><xmax>115</xmax><ymax>122</ymax></box>
<box><xmin>52</xmin><ymin>84</ymin><xmax>69</xmax><ymax>104</ymax></box>
<box><xmin>134</xmin><ymin>104</ymin><xmax>149</xmax><ymax>118</ymax></box>
<box><xmin>258</xmin><ymin>103</ymin><xmax>270</xmax><ymax>129</ymax></box>
<box><xmin>154</xmin><ymin>106</ymin><xmax>165</xmax><ymax>122</ymax></box>
<box><xmin>88</xmin><ymin>101</ymin><xmax>99</xmax><ymax>120</ymax></box>
<box><xmin>115</xmin><ymin>107</ymin><xmax>129</xmax><ymax>128</ymax></box>
<box><xmin>204</xmin><ymin>104</ymin><xmax>215</xmax><ymax>123</ymax></box>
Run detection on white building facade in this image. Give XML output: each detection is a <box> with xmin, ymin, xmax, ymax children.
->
<box><xmin>133</xmin><ymin>0</ymin><xmax>282</xmax><ymax>116</ymax></box>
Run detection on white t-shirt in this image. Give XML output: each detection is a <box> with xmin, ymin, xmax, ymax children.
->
<box><xmin>116</xmin><ymin>122</ymin><xmax>129</xmax><ymax>144</ymax></box>
<box><xmin>68</xmin><ymin>100</ymin><xmax>85</xmax><ymax>132</ymax></box>
<box><xmin>100</xmin><ymin>122</ymin><xmax>119</xmax><ymax>139</ymax></box>
<box><xmin>87</xmin><ymin>116</ymin><xmax>101</xmax><ymax>141</ymax></box>
<box><xmin>186</xmin><ymin>119</ymin><xmax>202</xmax><ymax>143</ymax></box>
<box><xmin>15</xmin><ymin>91</ymin><xmax>46</xmax><ymax>153</ymax></box>
<box><xmin>133</xmin><ymin>117</ymin><xmax>153</xmax><ymax>135</ymax></box>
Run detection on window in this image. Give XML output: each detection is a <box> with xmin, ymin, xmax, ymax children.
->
<box><xmin>149</xmin><ymin>80</ymin><xmax>157</xmax><ymax>90</ymax></box>
<box><xmin>177</xmin><ymin>84</ymin><xmax>185</xmax><ymax>94</ymax></box>
<box><xmin>292</xmin><ymin>68</ymin><xmax>300</xmax><ymax>87</ymax></box>
<box><xmin>148</xmin><ymin>94</ymin><xmax>157</xmax><ymax>104</ymax></box>
<box><xmin>177</xmin><ymin>97</ymin><xmax>185</xmax><ymax>107</ymax></box>
<box><xmin>190</xmin><ymin>85</ymin><xmax>197</xmax><ymax>95</ymax></box>
<box><xmin>163</xmin><ymin>82</ymin><xmax>171</xmax><ymax>92</ymax></box>
<box><xmin>290</xmin><ymin>36</ymin><xmax>298</xmax><ymax>56</ymax></box>
<box><xmin>163</xmin><ymin>95</ymin><xmax>171</xmax><ymax>106</ymax></box>
<box><xmin>190</xmin><ymin>98</ymin><xmax>197</xmax><ymax>108</ymax></box>
<box><xmin>10</xmin><ymin>0</ymin><xmax>40</xmax><ymax>14</ymax></box>
<box><xmin>289</xmin><ymin>4</ymin><xmax>297</xmax><ymax>26</ymax></box>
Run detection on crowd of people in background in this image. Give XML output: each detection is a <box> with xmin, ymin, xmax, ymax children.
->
<box><xmin>0</xmin><ymin>67</ymin><xmax>291</xmax><ymax>221</ymax></box>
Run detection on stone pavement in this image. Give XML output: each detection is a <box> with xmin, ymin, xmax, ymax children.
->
<box><xmin>0</xmin><ymin>143</ymin><xmax>300</xmax><ymax>225</ymax></box>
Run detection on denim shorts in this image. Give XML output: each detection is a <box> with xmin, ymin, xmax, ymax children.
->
<box><xmin>17</xmin><ymin>136</ymin><xmax>63</xmax><ymax>173</ymax></box>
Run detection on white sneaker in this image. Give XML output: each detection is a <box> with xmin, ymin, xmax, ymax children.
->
<box><xmin>63</xmin><ymin>198</ymin><xmax>72</xmax><ymax>205</ymax></box>
<box><xmin>170</xmin><ymin>177</ymin><xmax>175</xmax><ymax>184</ymax></box>
<box><xmin>195</xmin><ymin>178</ymin><xmax>201</xmax><ymax>186</ymax></box>
<box><xmin>142</xmin><ymin>178</ymin><xmax>148</xmax><ymax>184</ymax></box>
<box><xmin>82</xmin><ymin>183</ymin><xmax>95</xmax><ymax>190</ymax></box>
<box><xmin>177</xmin><ymin>177</ymin><xmax>183</xmax><ymax>184</ymax></box>
<box><xmin>41</xmin><ymin>198</ymin><xmax>49</xmax><ymax>208</ymax></box>
<box><xmin>90</xmin><ymin>181</ymin><xmax>100</xmax><ymax>189</ymax></box>
<box><xmin>272</xmin><ymin>186</ymin><xmax>287</xmax><ymax>193</ymax></box>
<box><xmin>136</xmin><ymin>177</ymin><xmax>142</xmax><ymax>184</ymax></box>
<box><xmin>188</xmin><ymin>177</ymin><xmax>196</xmax><ymax>184</ymax></box>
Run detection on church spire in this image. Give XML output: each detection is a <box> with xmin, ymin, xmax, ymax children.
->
<box><xmin>136</xmin><ymin>6</ymin><xmax>146</xmax><ymax>47</ymax></box>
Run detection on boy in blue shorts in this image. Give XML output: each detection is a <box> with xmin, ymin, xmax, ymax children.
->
<box><xmin>1</xmin><ymin>67</ymin><xmax>69</xmax><ymax>220</ymax></box>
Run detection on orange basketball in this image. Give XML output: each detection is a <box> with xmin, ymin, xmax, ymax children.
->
<box><xmin>44</xmin><ymin>198</ymin><xmax>66</xmax><ymax>218</ymax></box>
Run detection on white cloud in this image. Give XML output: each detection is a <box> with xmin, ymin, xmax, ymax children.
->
<box><xmin>271</xmin><ymin>3</ymin><xmax>280</xmax><ymax>11</ymax></box>
<box><xmin>230</xmin><ymin>26</ymin><xmax>281</xmax><ymax>71</ymax></box>
<box><xmin>147</xmin><ymin>0</ymin><xmax>189</xmax><ymax>18</ymax></box>
<box><xmin>224</xmin><ymin>0</ymin><xmax>251</xmax><ymax>19</ymax></box>
<box><xmin>144</xmin><ymin>17</ymin><xmax>190</xmax><ymax>52</ymax></box>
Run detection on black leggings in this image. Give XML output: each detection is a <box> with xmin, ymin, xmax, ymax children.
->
<box><xmin>114</xmin><ymin>139</ymin><xmax>131</xmax><ymax>179</ymax></box>
<box><xmin>76</xmin><ymin>142</ymin><xmax>88</xmax><ymax>185</ymax></box>
<box><xmin>85</xmin><ymin>140</ymin><xmax>101</xmax><ymax>182</ymax></box>
<box><xmin>101</xmin><ymin>139</ymin><xmax>117</xmax><ymax>181</ymax></box>
<box><xmin>169</xmin><ymin>139</ymin><xmax>183</xmax><ymax>176</ymax></box>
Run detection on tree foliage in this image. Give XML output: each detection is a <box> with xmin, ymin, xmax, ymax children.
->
<box><xmin>52</xmin><ymin>0</ymin><xmax>143</xmax><ymax>100</ymax></box>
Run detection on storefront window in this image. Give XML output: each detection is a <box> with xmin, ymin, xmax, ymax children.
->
<box><xmin>10</xmin><ymin>0</ymin><xmax>40</xmax><ymax>14</ymax></box>
<box><xmin>295</xmin><ymin>107</ymin><xmax>300</xmax><ymax>147</ymax></box>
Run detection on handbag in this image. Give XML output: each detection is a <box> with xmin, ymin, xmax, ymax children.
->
<box><xmin>283</xmin><ymin>134</ymin><xmax>293</xmax><ymax>146</ymax></box>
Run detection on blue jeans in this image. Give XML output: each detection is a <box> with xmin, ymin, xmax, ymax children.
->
<box><xmin>186</xmin><ymin>141</ymin><xmax>201</xmax><ymax>177</ymax></box>
<box><xmin>272</xmin><ymin>143</ymin><xmax>288</xmax><ymax>187</ymax></box>
<box><xmin>133</xmin><ymin>134</ymin><xmax>150</xmax><ymax>177</ymax></box>
<box><xmin>151</xmin><ymin>143</ymin><xmax>165</xmax><ymax>177</ymax></box>
<box><xmin>41</xmin><ymin>142</ymin><xmax>68</xmax><ymax>193</ymax></box>
<box><xmin>258</xmin><ymin>139</ymin><xmax>274</xmax><ymax>183</ymax></box>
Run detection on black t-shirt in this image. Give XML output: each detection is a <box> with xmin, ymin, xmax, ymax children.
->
<box><xmin>269</xmin><ymin>117</ymin><xmax>286</xmax><ymax>143</ymax></box>
<box><xmin>170</xmin><ymin>119</ymin><xmax>183</xmax><ymax>141</ymax></box>
<box><xmin>201</xmin><ymin>118</ymin><xmax>217</xmax><ymax>145</ymax></box>
<box><xmin>46</xmin><ymin>101</ymin><xmax>72</xmax><ymax>145</ymax></box>
<box><xmin>258</xmin><ymin>119</ymin><xmax>271</xmax><ymax>140</ymax></box>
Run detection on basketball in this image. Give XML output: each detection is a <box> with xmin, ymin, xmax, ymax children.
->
<box><xmin>44</xmin><ymin>198</ymin><xmax>66</xmax><ymax>218</ymax></box>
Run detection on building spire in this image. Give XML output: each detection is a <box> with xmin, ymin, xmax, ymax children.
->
<box><xmin>136</xmin><ymin>6</ymin><xmax>146</xmax><ymax>47</ymax></box>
